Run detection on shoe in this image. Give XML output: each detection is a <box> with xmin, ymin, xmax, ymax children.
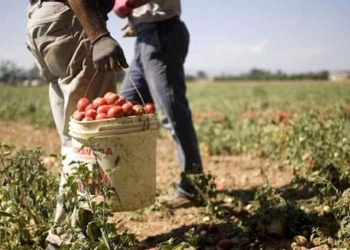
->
<box><xmin>159</xmin><ymin>192</ymin><xmax>199</xmax><ymax>209</ymax></box>
<box><xmin>45</xmin><ymin>243</ymin><xmax>59</xmax><ymax>250</ymax></box>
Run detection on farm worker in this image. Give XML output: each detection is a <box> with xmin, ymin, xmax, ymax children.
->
<box><xmin>113</xmin><ymin>0</ymin><xmax>204</xmax><ymax>208</ymax></box>
<box><xmin>25</xmin><ymin>0</ymin><xmax>137</xmax><ymax>249</ymax></box>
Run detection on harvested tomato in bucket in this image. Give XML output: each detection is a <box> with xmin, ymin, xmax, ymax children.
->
<box><xmin>68</xmin><ymin>90</ymin><xmax>158</xmax><ymax>212</ymax></box>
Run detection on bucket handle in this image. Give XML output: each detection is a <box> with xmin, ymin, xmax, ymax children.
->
<box><xmin>84</xmin><ymin>68</ymin><xmax>148</xmax><ymax>109</ymax></box>
<box><xmin>84</xmin><ymin>69</ymin><xmax>99</xmax><ymax>98</ymax></box>
<box><xmin>122</xmin><ymin>68</ymin><xmax>151</xmax><ymax>129</ymax></box>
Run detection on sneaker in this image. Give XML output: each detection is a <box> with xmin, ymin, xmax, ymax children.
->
<box><xmin>159</xmin><ymin>192</ymin><xmax>199</xmax><ymax>209</ymax></box>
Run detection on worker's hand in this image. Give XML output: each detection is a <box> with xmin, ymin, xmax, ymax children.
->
<box><xmin>92</xmin><ymin>33</ymin><xmax>129</xmax><ymax>71</ymax></box>
<box><xmin>122</xmin><ymin>23</ymin><xmax>137</xmax><ymax>37</ymax></box>
<box><xmin>113</xmin><ymin>0</ymin><xmax>134</xmax><ymax>18</ymax></box>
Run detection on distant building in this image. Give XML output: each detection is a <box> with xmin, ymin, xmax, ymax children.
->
<box><xmin>329</xmin><ymin>71</ymin><xmax>350</xmax><ymax>82</ymax></box>
<box><xmin>22</xmin><ymin>78</ymin><xmax>44</xmax><ymax>87</ymax></box>
<box><xmin>22</xmin><ymin>79</ymin><xmax>30</xmax><ymax>87</ymax></box>
<box><xmin>31</xmin><ymin>79</ymin><xmax>43</xmax><ymax>86</ymax></box>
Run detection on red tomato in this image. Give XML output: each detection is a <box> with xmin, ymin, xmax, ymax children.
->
<box><xmin>104</xmin><ymin>92</ymin><xmax>115</xmax><ymax>98</ymax></box>
<box><xmin>95</xmin><ymin>113</ymin><xmax>108</xmax><ymax>120</ymax></box>
<box><xmin>85</xmin><ymin>103</ymin><xmax>98</xmax><ymax>111</ymax></box>
<box><xmin>97</xmin><ymin>105</ymin><xmax>110</xmax><ymax>114</ymax></box>
<box><xmin>107</xmin><ymin>106</ymin><xmax>124</xmax><ymax>118</ymax></box>
<box><xmin>145</xmin><ymin>103</ymin><xmax>156</xmax><ymax>114</ymax></box>
<box><xmin>77</xmin><ymin>97</ymin><xmax>90</xmax><ymax>112</ymax></box>
<box><xmin>196</xmin><ymin>223</ymin><xmax>208</xmax><ymax>233</ymax></box>
<box><xmin>217</xmin><ymin>239</ymin><xmax>234</xmax><ymax>250</ymax></box>
<box><xmin>72</xmin><ymin>110</ymin><xmax>85</xmax><ymax>121</ymax></box>
<box><xmin>104</xmin><ymin>92</ymin><xmax>119</xmax><ymax>105</ymax></box>
<box><xmin>218</xmin><ymin>182</ymin><xmax>226</xmax><ymax>191</ymax></box>
<box><xmin>207</xmin><ymin>223</ymin><xmax>219</xmax><ymax>234</ymax></box>
<box><xmin>85</xmin><ymin>109</ymin><xmax>97</xmax><ymax>119</ymax></box>
<box><xmin>114</xmin><ymin>96</ymin><xmax>126</xmax><ymax>106</ymax></box>
<box><xmin>93</xmin><ymin>97</ymin><xmax>108</xmax><ymax>106</ymax></box>
<box><xmin>122</xmin><ymin>101</ymin><xmax>133</xmax><ymax>116</ymax></box>
<box><xmin>132</xmin><ymin>104</ymin><xmax>145</xmax><ymax>116</ymax></box>
<box><xmin>82</xmin><ymin>116</ymin><xmax>94</xmax><ymax>122</ymax></box>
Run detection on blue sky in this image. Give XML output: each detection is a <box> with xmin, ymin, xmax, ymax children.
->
<box><xmin>0</xmin><ymin>0</ymin><xmax>349</xmax><ymax>76</ymax></box>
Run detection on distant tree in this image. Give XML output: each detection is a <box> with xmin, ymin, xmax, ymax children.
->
<box><xmin>314</xmin><ymin>70</ymin><xmax>329</xmax><ymax>80</ymax></box>
<box><xmin>275</xmin><ymin>69</ymin><xmax>287</xmax><ymax>80</ymax></box>
<box><xmin>197</xmin><ymin>70</ymin><xmax>207</xmax><ymax>79</ymax></box>
<box><xmin>214</xmin><ymin>73</ymin><xmax>236</xmax><ymax>81</ymax></box>
<box><xmin>28</xmin><ymin>64</ymin><xmax>41</xmax><ymax>80</ymax></box>
<box><xmin>0</xmin><ymin>61</ymin><xmax>18</xmax><ymax>84</ymax></box>
<box><xmin>185</xmin><ymin>74</ymin><xmax>196</xmax><ymax>82</ymax></box>
<box><xmin>247</xmin><ymin>68</ymin><xmax>272</xmax><ymax>80</ymax></box>
<box><xmin>0</xmin><ymin>60</ymin><xmax>35</xmax><ymax>84</ymax></box>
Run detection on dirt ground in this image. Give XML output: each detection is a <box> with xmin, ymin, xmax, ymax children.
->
<box><xmin>0</xmin><ymin>120</ymin><xmax>293</xmax><ymax>248</ymax></box>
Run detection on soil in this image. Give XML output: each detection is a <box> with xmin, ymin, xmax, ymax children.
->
<box><xmin>0</xmin><ymin>120</ymin><xmax>293</xmax><ymax>248</ymax></box>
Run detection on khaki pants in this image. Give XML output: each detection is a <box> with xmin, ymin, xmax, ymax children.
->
<box><xmin>26</xmin><ymin>2</ymin><xmax>116</xmax><ymax>246</ymax></box>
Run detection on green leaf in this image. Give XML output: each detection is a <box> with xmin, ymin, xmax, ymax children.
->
<box><xmin>95</xmin><ymin>242</ymin><xmax>109</xmax><ymax>250</ymax></box>
<box><xmin>0</xmin><ymin>210</ymin><xmax>13</xmax><ymax>217</ymax></box>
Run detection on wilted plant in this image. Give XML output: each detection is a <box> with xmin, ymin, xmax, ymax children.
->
<box><xmin>0</xmin><ymin>143</ymin><xmax>58</xmax><ymax>250</ymax></box>
<box><xmin>184</xmin><ymin>172</ymin><xmax>231</xmax><ymax>220</ymax></box>
<box><xmin>57</xmin><ymin>140</ymin><xmax>140</xmax><ymax>250</ymax></box>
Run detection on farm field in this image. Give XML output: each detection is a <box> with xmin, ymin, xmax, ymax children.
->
<box><xmin>1</xmin><ymin>80</ymin><xmax>350</xmax><ymax>249</ymax></box>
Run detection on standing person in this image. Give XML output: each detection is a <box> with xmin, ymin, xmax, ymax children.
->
<box><xmin>26</xmin><ymin>0</ymin><xmax>129</xmax><ymax>248</ymax></box>
<box><xmin>113</xmin><ymin>0</ymin><xmax>204</xmax><ymax>208</ymax></box>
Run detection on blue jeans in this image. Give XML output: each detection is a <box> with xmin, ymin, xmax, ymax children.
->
<box><xmin>120</xmin><ymin>16</ymin><xmax>203</xmax><ymax>196</ymax></box>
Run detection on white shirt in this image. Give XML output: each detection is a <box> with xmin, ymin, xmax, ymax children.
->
<box><xmin>128</xmin><ymin>0</ymin><xmax>181</xmax><ymax>27</ymax></box>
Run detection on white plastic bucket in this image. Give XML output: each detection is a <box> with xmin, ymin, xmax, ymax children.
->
<box><xmin>68</xmin><ymin>114</ymin><xmax>158</xmax><ymax>212</ymax></box>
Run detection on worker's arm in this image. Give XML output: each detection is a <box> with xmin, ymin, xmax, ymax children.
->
<box><xmin>67</xmin><ymin>0</ymin><xmax>107</xmax><ymax>41</ymax></box>
<box><xmin>113</xmin><ymin>0</ymin><xmax>151</xmax><ymax>18</ymax></box>
<box><xmin>67</xmin><ymin>0</ymin><xmax>128</xmax><ymax>71</ymax></box>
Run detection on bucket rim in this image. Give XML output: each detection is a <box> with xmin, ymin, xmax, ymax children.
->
<box><xmin>70</xmin><ymin>113</ymin><xmax>157</xmax><ymax>125</ymax></box>
<box><xmin>69</xmin><ymin>124</ymin><xmax>158</xmax><ymax>139</ymax></box>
